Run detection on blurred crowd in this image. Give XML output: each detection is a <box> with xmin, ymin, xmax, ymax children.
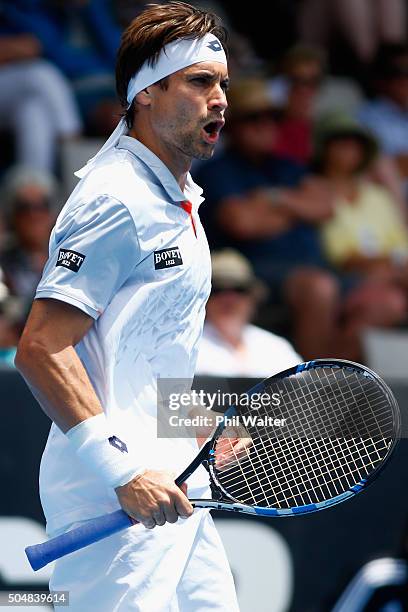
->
<box><xmin>1</xmin><ymin>0</ymin><xmax>408</xmax><ymax>370</ymax></box>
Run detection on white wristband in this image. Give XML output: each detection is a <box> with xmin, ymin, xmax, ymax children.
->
<box><xmin>66</xmin><ymin>414</ymin><xmax>144</xmax><ymax>489</ymax></box>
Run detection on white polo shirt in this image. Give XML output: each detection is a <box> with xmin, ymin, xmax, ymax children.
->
<box><xmin>196</xmin><ymin>322</ymin><xmax>302</xmax><ymax>377</ymax></box>
<box><xmin>35</xmin><ymin>135</ymin><xmax>212</xmax><ymax>535</ymax></box>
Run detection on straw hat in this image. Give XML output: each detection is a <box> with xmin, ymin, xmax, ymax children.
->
<box><xmin>211</xmin><ymin>249</ymin><xmax>268</xmax><ymax>300</ymax></box>
<box><xmin>313</xmin><ymin>111</ymin><xmax>379</xmax><ymax>171</ymax></box>
<box><xmin>226</xmin><ymin>77</ymin><xmax>282</xmax><ymax>121</ymax></box>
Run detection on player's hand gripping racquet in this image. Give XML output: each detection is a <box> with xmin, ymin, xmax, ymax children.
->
<box><xmin>26</xmin><ymin>359</ymin><xmax>400</xmax><ymax>571</ymax></box>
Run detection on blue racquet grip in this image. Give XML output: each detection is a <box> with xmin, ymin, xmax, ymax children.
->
<box><xmin>25</xmin><ymin>509</ymin><xmax>133</xmax><ymax>571</ymax></box>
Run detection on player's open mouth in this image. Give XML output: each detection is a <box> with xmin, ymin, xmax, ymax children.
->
<box><xmin>201</xmin><ymin>120</ymin><xmax>224</xmax><ymax>144</ymax></box>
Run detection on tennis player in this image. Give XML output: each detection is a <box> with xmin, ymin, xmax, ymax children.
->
<box><xmin>15</xmin><ymin>2</ymin><xmax>241</xmax><ymax>609</ymax></box>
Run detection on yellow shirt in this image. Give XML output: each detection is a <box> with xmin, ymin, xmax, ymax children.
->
<box><xmin>320</xmin><ymin>182</ymin><xmax>408</xmax><ymax>267</ymax></box>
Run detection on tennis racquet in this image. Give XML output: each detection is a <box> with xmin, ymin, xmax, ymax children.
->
<box><xmin>26</xmin><ymin>359</ymin><xmax>400</xmax><ymax>571</ymax></box>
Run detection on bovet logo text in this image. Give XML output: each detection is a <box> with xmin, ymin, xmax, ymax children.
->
<box><xmin>154</xmin><ymin>246</ymin><xmax>183</xmax><ymax>270</ymax></box>
<box><xmin>56</xmin><ymin>249</ymin><xmax>86</xmax><ymax>272</ymax></box>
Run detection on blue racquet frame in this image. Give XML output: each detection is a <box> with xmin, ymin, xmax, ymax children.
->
<box><xmin>25</xmin><ymin>359</ymin><xmax>400</xmax><ymax>571</ymax></box>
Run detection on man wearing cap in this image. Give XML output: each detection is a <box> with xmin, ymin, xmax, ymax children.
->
<box><xmin>15</xmin><ymin>3</ymin><xmax>240</xmax><ymax>610</ymax></box>
<box><xmin>197</xmin><ymin>249</ymin><xmax>302</xmax><ymax>377</ymax></box>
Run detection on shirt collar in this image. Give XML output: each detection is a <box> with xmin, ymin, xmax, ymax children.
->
<box><xmin>116</xmin><ymin>135</ymin><xmax>204</xmax><ymax>206</ymax></box>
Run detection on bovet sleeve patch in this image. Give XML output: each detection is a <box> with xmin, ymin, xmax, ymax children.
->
<box><xmin>154</xmin><ymin>246</ymin><xmax>183</xmax><ymax>270</ymax></box>
<box><xmin>56</xmin><ymin>249</ymin><xmax>86</xmax><ymax>272</ymax></box>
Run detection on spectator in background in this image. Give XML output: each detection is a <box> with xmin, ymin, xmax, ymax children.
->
<box><xmin>359</xmin><ymin>44</ymin><xmax>408</xmax><ymax>187</ymax></box>
<box><xmin>0</xmin><ymin>268</ymin><xmax>22</xmax><ymax>366</ymax></box>
<box><xmin>2</xmin><ymin>0</ymin><xmax>122</xmax><ymax>136</ymax></box>
<box><xmin>196</xmin><ymin>249</ymin><xmax>302</xmax><ymax>377</ymax></box>
<box><xmin>0</xmin><ymin>166</ymin><xmax>58</xmax><ymax>321</ymax></box>
<box><xmin>194</xmin><ymin>77</ymin><xmax>340</xmax><ymax>359</ymax></box>
<box><xmin>270</xmin><ymin>45</ymin><xmax>325</xmax><ymax>165</ymax></box>
<box><xmin>298</xmin><ymin>0</ymin><xmax>406</xmax><ymax>68</ymax></box>
<box><xmin>314</xmin><ymin>112</ymin><xmax>408</xmax><ymax>359</ymax></box>
<box><xmin>0</xmin><ymin>31</ymin><xmax>82</xmax><ymax>173</ymax></box>
<box><xmin>268</xmin><ymin>44</ymin><xmax>365</xmax><ymax>166</ymax></box>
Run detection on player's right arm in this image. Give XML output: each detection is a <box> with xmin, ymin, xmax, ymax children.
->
<box><xmin>15</xmin><ymin>297</ymin><xmax>193</xmax><ymax>528</ymax></box>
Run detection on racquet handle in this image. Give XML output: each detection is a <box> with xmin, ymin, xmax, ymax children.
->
<box><xmin>25</xmin><ymin>509</ymin><xmax>133</xmax><ymax>571</ymax></box>
<box><xmin>26</xmin><ymin>441</ymin><xmax>213</xmax><ymax>570</ymax></box>
<box><xmin>25</xmin><ymin>466</ymin><xmax>200</xmax><ymax>571</ymax></box>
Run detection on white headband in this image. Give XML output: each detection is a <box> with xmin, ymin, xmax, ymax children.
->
<box><xmin>75</xmin><ymin>33</ymin><xmax>227</xmax><ymax>179</ymax></box>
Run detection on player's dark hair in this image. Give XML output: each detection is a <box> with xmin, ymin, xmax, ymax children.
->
<box><xmin>116</xmin><ymin>1</ymin><xmax>227</xmax><ymax>128</ymax></box>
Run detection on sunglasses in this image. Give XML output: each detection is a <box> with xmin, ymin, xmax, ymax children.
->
<box><xmin>211</xmin><ymin>286</ymin><xmax>252</xmax><ymax>296</ymax></box>
<box><xmin>14</xmin><ymin>198</ymin><xmax>51</xmax><ymax>213</ymax></box>
<box><xmin>384</xmin><ymin>68</ymin><xmax>408</xmax><ymax>79</ymax></box>
<box><xmin>289</xmin><ymin>75</ymin><xmax>322</xmax><ymax>88</ymax></box>
<box><xmin>237</xmin><ymin>109</ymin><xmax>283</xmax><ymax>124</ymax></box>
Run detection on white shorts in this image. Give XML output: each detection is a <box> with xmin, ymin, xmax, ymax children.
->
<box><xmin>50</xmin><ymin>510</ymin><xmax>239</xmax><ymax>611</ymax></box>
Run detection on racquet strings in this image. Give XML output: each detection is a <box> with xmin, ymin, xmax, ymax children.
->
<box><xmin>213</xmin><ymin>367</ymin><xmax>396</xmax><ymax>509</ymax></box>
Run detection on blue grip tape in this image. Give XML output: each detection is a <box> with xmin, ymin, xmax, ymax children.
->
<box><xmin>25</xmin><ymin>509</ymin><xmax>132</xmax><ymax>571</ymax></box>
